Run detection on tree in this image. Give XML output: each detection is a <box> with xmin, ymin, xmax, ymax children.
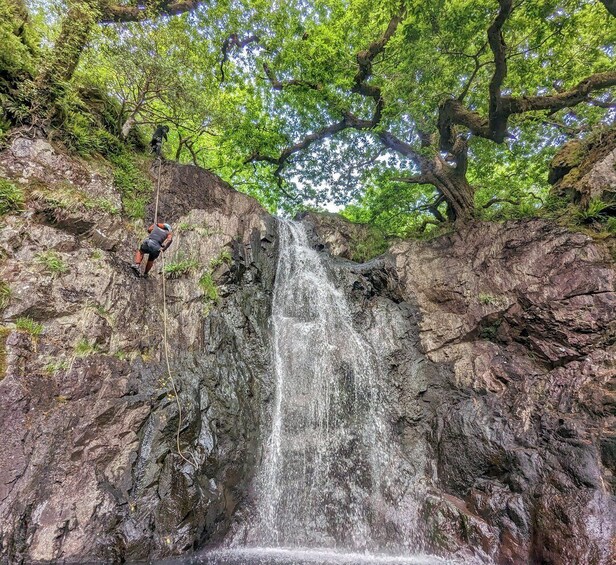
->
<box><xmin>34</xmin><ymin>0</ymin><xmax>208</xmax><ymax>108</ymax></box>
<box><xmin>216</xmin><ymin>0</ymin><xmax>615</xmax><ymax>223</ymax></box>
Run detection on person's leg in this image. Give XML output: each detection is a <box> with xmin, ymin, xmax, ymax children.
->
<box><xmin>144</xmin><ymin>260</ymin><xmax>155</xmax><ymax>274</ymax></box>
<box><xmin>134</xmin><ymin>250</ymin><xmax>144</xmax><ymax>265</ymax></box>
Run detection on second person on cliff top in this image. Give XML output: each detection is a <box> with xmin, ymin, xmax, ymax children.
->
<box><xmin>131</xmin><ymin>222</ymin><xmax>173</xmax><ymax>278</ymax></box>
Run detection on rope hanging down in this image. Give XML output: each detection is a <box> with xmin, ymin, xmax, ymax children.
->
<box><xmin>154</xmin><ymin>157</ymin><xmax>197</xmax><ymax>469</ymax></box>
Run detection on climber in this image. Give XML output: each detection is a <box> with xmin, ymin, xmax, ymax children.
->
<box><xmin>150</xmin><ymin>125</ymin><xmax>169</xmax><ymax>157</ymax></box>
<box><xmin>131</xmin><ymin>222</ymin><xmax>173</xmax><ymax>278</ymax></box>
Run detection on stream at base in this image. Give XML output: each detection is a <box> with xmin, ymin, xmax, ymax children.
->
<box><xmin>159</xmin><ymin>547</ymin><xmax>457</xmax><ymax>564</ymax></box>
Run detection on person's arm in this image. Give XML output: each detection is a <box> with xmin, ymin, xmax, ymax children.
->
<box><xmin>163</xmin><ymin>131</ymin><xmax>168</xmax><ymax>142</ymax></box>
<box><xmin>162</xmin><ymin>233</ymin><xmax>173</xmax><ymax>251</ymax></box>
<box><xmin>147</xmin><ymin>224</ymin><xmax>154</xmax><ymax>233</ymax></box>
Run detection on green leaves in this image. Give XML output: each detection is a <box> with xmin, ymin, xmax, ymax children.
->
<box><xmin>10</xmin><ymin>0</ymin><xmax>614</xmax><ymax>230</ymax></box>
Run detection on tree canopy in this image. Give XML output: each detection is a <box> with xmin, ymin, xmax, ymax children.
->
<box><xmin>1</xmin><ymin>0</ymin><xmax>615</xmax><ymax>234</ymax></box>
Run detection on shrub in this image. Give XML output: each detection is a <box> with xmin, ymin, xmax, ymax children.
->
<box><xmin>348</xmin><ymin>225</ymin><xmax>389</xmax><ymax>263</ymax></box>
<box><xmin>198</xmin><ymin>272</ymin><xmax>218</xmax><ymax>302</ymax></box>
<box><xmin>163</xmin><ymin>256</ymin><xmax>199</xmax><ymax>278</ymax></box>
<box><xmin>0</xmin><ymin>178</ymin><xmax>24</xmax><ymax>215</ymax></box>
<box><xmin>35</xmin><ymin>251</ymin><xmax>69</xmax><ymax>277</ymax></box>
<box><xmin>15</xmin><ymin>316</ymin><xmax>43</xmax><ymax>336</ymax></box>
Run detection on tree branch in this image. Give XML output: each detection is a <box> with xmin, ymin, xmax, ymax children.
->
<box><xmin>248</xmin><ymin>8</ymin><xmax>406</xmax><ymax>179</ymax></box>
<box><xmin>487</xmin><ymin>0</ymin><xmax>513</xmax><ymax>141</ymax></box>
<box><xmin>503</xmin><ymin>71</ymin><xmax>616</xmax><ymax>114</ymax></box>
<box><xmin>219</xmin><ymin>33</ymin><xmax>260</xmax><ymax>83</ymax></box>
<box><xmin>262</xmin><ymin>63</ymin><xmax>322</xmax><ymax>91</ymax></box>
<box><xmin>100</xmin><ymin>0</ymin><xmax>205</xmax><ymax>23</ymax></box>
<box><xmin>439</xmin><ymin>71</ymin><xmax>616</xmax><ymax>149</ymax></box>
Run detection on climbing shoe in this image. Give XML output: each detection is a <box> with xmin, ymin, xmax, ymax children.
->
<box><xmin>142</xmin><ymin>272</ymin><xmax>148</xmax><ymax>279</ymax></box>
<box><xmin>131</xmin><ymin>264</ymin><xmax>141</xmax><ymax>276</ymax></box>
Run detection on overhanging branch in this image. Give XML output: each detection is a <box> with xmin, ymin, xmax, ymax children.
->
<box><xmin>100</xmin><ymin>0</ymin><xmax>205</xmax><ymax>23</ymax></box>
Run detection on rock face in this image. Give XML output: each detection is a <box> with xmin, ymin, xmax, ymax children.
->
<box><xmin>0</xmin><ymin>137</ymin><xmax>277</xmax><ymax>563</ymax></box>
<box><xmin>0</xmin><ymin>136</ymin><xmax>614</xmax><ymax>565</ymax></box>
<box><xmin>549</xmin><ymin>128</ymin><xmax>616</xmax><ymax>207</ymax></box>
<box><xmin>307</xmin><ymin>215</ymin><xmax>615</xmax><ymax>564</ymax></box>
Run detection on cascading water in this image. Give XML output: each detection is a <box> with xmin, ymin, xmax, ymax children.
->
<box><xmin>255</xmin><ymin>220</ymin><xmax>387</xmax><ymax>549</ymax></box>
<box><xmin>190</xmin><ymin>220</ymin><xmax>454</xmax><ymax>564</ymax></box>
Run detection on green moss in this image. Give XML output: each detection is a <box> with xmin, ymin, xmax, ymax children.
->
<box><xmin>108</xmin><ymin>152</ymin><xmax>152</xmax><ymax>220</ymax></box>
<box><xmin>31</xmin><ymin>181</ymin><xmax>119</xmax><ymax>215</ymax></box>
<box><xmin>122</xmin><ymin>194</ymin><xmax>148</xmax><ymax>220</ymax></box>
<box><xmin>15</xmin><ymin>316</ymin><xmax>43</xmax><ymax>336</ymax></box>
<box><xmin>35</xmin><ymin>250</ymin><xmax>69</xmax><ymax>277</ymax></box>
<box><xmin>178</xmin><ymin>221</ymin><xmax>221</xmax><ymax>237</ymax></box>
<box><xmin>0</xmin><ymin>178</ymin><xmax>24</xmax><ymax>216</ymax></box>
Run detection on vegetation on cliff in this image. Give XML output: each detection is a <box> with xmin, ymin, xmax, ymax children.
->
<box><xmin>0</xmin><ymin>0</ymin><xmax>614</xmax><ymax>235</ymax></box>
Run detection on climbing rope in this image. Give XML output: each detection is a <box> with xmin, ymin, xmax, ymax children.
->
<box><xmin>153</xmin><ymin>157</ymin><xmax>197</xmax><ymax>469</ymax></box>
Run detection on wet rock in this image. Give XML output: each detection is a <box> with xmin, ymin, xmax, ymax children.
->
<box><xmin>0</xmin><ymin>138</ymin><xmax>277</xmax><ymax>563</ymax></box>
<box><xmin>0</xmin><ymin>134</ymin><xmax>614</xmax><ymax>565</ymax></box>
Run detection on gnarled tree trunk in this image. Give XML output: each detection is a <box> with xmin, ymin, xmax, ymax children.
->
<box><xmin>35</xmin><ymin>0</ymin><xmax>99</xmax><ymax>111</ymax></box>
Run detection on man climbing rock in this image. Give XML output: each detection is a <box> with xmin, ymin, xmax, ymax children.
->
<box><xmin>150</xmin><ymin>125</ymin><xmax>169</xmax><ymax>156</ymax></box>
<box><xmin>131</xmin><ymin>222</ymin><xmax>173</xmax><ymax>278</ymax></box>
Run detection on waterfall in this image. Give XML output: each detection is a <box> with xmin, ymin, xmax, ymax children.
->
<box><xmin>195</xmin><ymin>220</ymin><xmax>455</xmax><ymax>564</ymax></box>
<box><xmin>254</xmin><ymin>220</ymin><xmax>386</xmax><ymax>549</ymax></box>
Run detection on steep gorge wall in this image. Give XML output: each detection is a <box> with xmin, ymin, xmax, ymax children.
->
<box><xmin>0</xmin><ymin>137</ymin><xmax>614</xmax><ymax>565</ymax></box>
<box><xmin>0</xmin><ymin>137</ymin><xmax>277</xmax><ymax>563</ymax></box>
<box><xmin>306</xmin><ymin>213</ymin><xmax>616</xmax><ymax>564</ymax></box>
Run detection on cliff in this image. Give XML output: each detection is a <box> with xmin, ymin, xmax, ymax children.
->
<box><xmin>304</xmin><ymin>214</ymin><xmax>616</xmax><ymax>564</ymax></box>
<box><xmin>0</xmin><ymin>136</ymin><xmax>277</xmax><ymax>562</ymax></box>
<box><xmin>0</xmin><ymin>137</ymin><xmax>614</xmax><ymax>564</ymax></box>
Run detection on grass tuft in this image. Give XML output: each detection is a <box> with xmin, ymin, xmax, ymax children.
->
<box><xmin>44</xmin><ymin>359</ymin><xmax>69</xmax><ymax>376</ymax></box>
<box><xmin>35</xmin><ymin>250</ymin><xmax>69</xmax><ymax>277</ymax></box>
<box><xmin>15</xmin><ymin>317</ymin><xmax>43</xmax><ymax>336</ymax></box>
<box><xmin>198</xmin><ymin>272</ymin><xmax>219</xmax><ymax>302</ymax></box>
<box><xmin>163</xmin><ymin>256</ymin><xmax>200</xmax><ymax>278</ymax></box>
<box><xmin>74</xmin><ymin>338</ymin><xmax>100</xmax><ymax>357</ymax></box>
<box><xmin>0</xmin><ymin>179</ymin><xmax>24</xmax><ymax>216</ymax></box>
<box><xmin>0</xmin><ymin>281</ymin><xmax>11</xmax><ymax>310</ymax></box>
<box><xmin>210</xmin><ymin>249</ymin><xmax>232</xmax><ymax>269</ymax></box>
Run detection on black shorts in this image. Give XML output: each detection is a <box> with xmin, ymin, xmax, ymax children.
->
<box><xmin>140</xmin><ymin>238</ymin><xmax>162</xmax><ymax>260</ymax></box>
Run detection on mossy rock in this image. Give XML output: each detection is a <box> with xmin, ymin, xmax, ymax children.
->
<box><xmin>548</xmin><ymin>140</ymin><xmax>585</xmax><ymax>185</ymax></box>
